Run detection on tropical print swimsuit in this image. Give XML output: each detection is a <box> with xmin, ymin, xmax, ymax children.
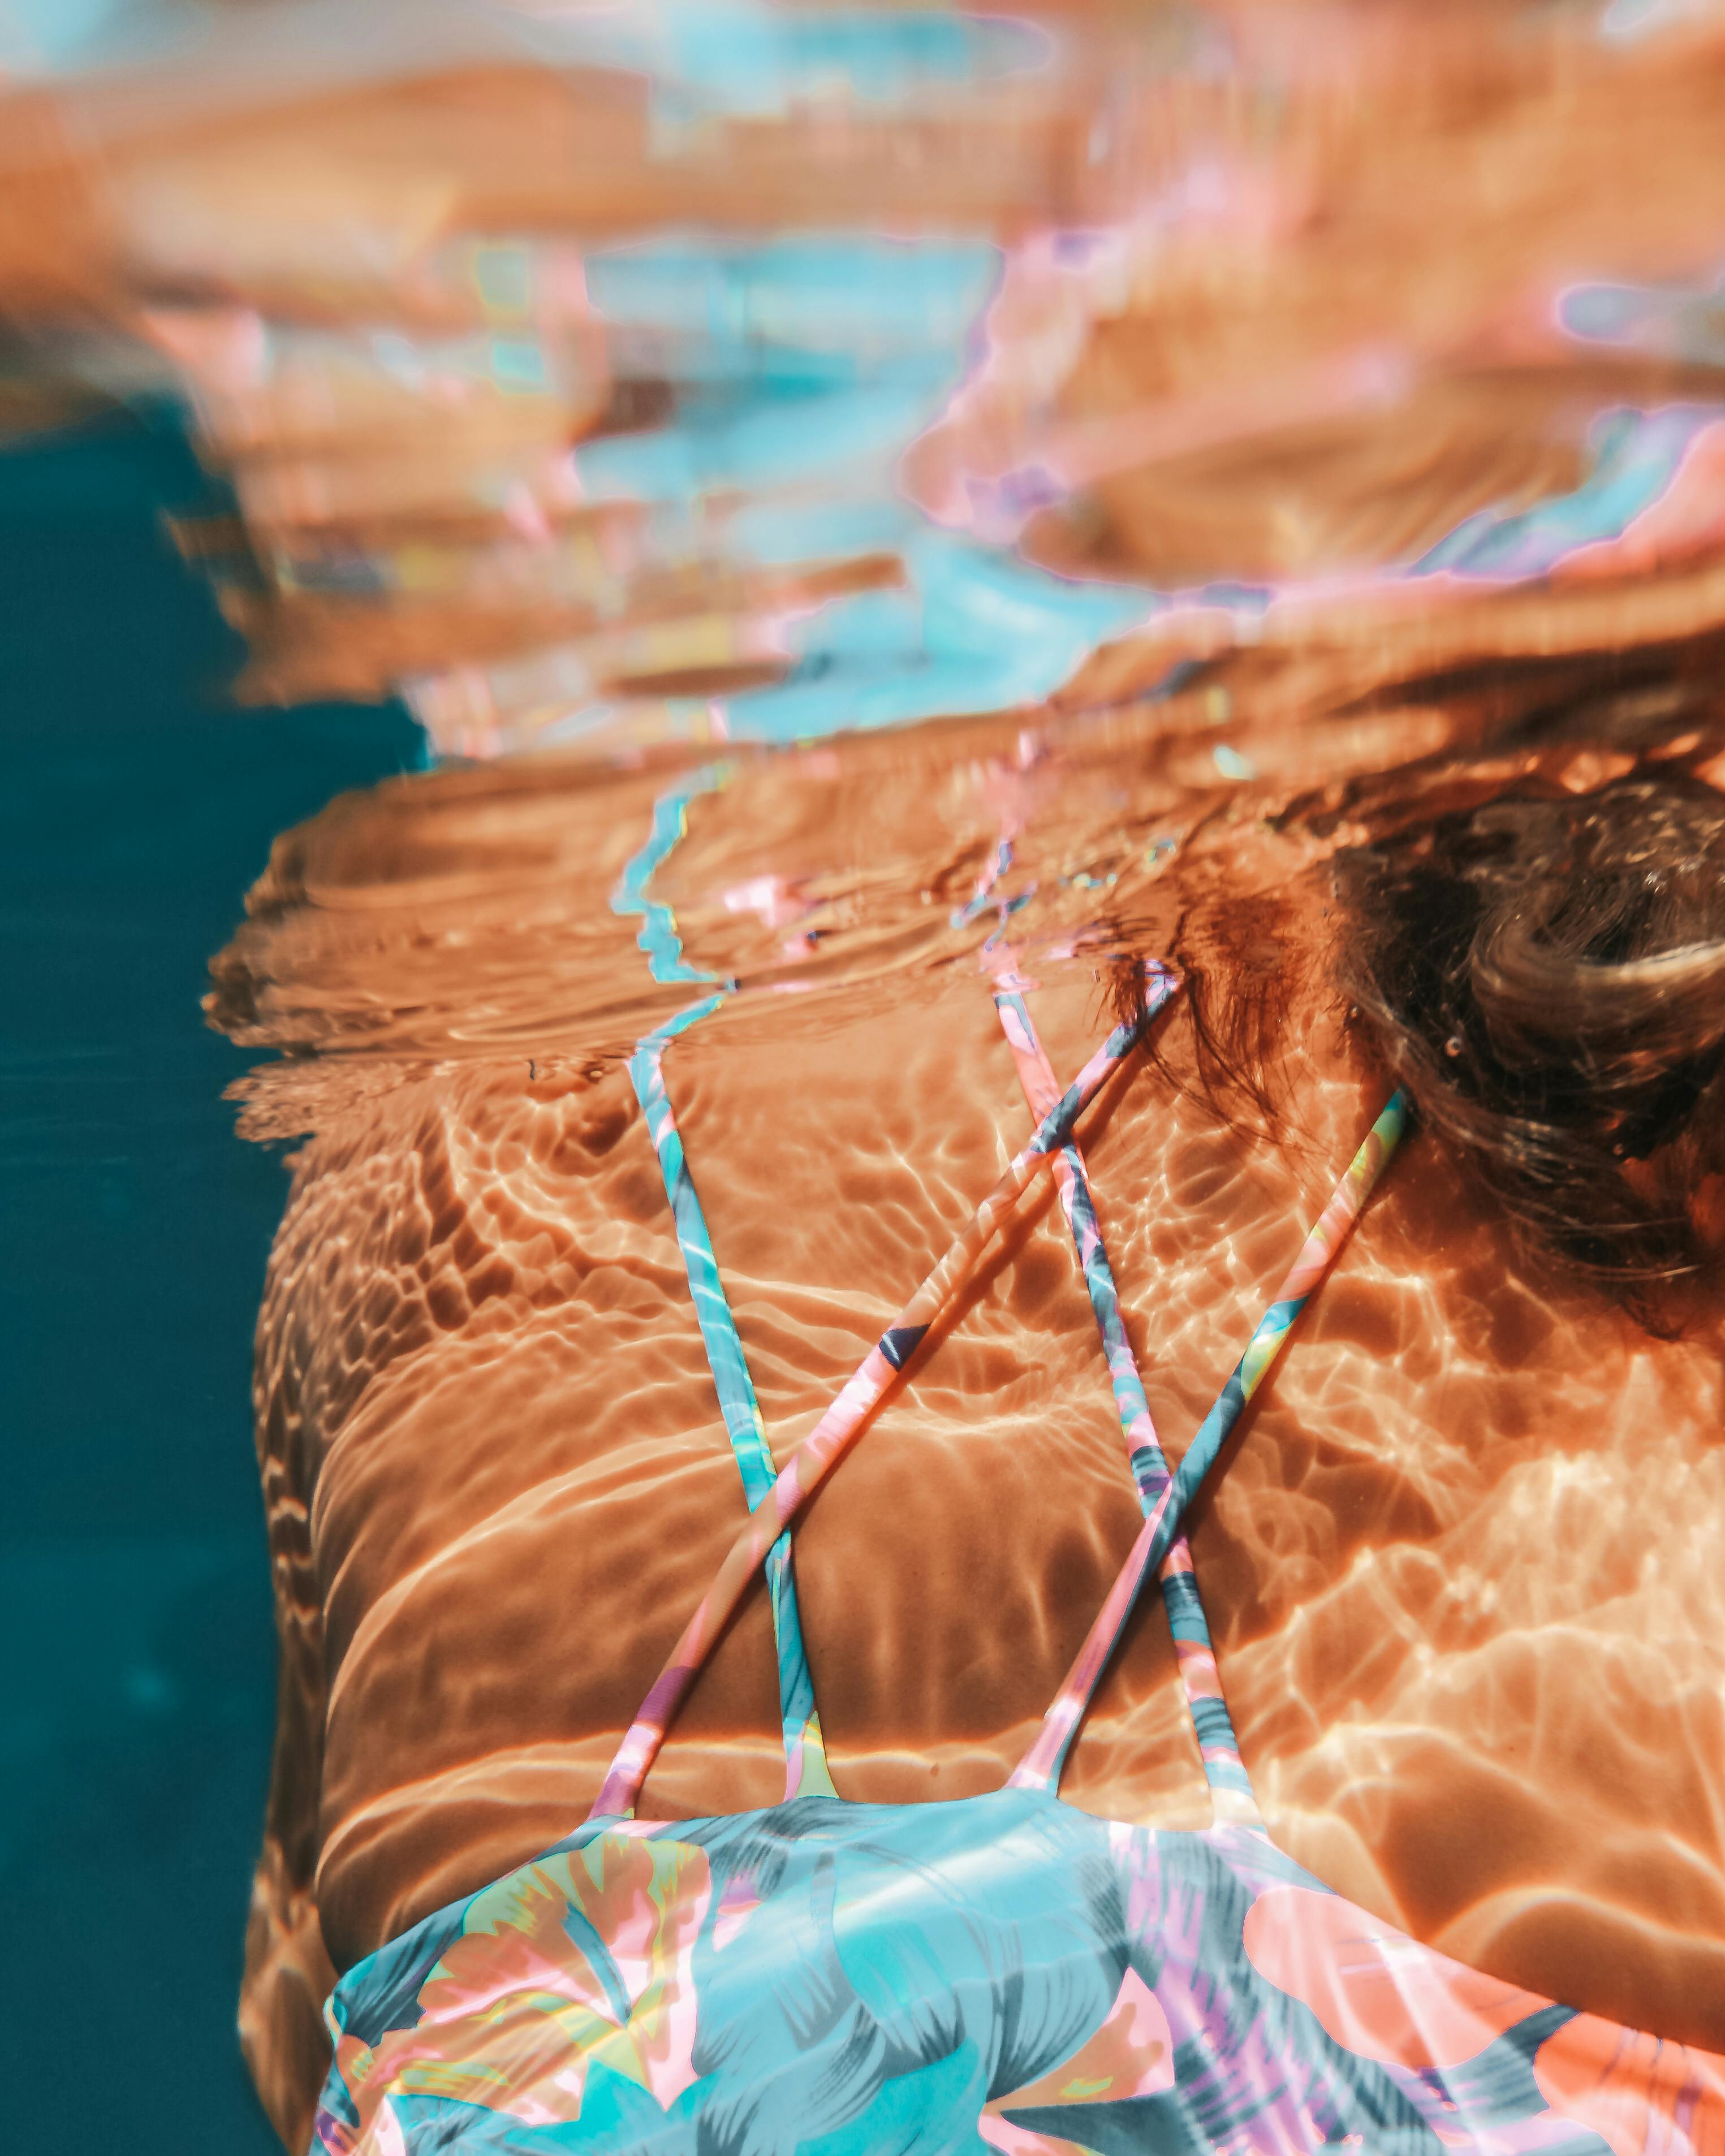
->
<box><xmin>312</xmin><ymin>967</ymin><xmax>1725</xmax><ymax>2156</ymax></box>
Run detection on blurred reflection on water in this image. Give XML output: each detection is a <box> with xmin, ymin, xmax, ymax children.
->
<box><xmin>13</xmin><ymin>3</ymin><xmax>1725</xmax><ymax>760</ymax></box>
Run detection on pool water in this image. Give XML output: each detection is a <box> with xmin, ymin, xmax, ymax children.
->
<box><xmin>0</xmin><ymin>407</ymin><xmax>422</xmax><ymax>2154</ymax></box>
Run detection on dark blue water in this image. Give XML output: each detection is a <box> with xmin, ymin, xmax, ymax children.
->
<box><xmin>0</xmin><ymin>405</ymin><xmax>422</xmax><ymax>2153</ymax></box>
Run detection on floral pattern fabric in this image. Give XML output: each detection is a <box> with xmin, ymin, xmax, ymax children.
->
<box><xmin>316</xmin><ymin>1789</ymin><xmax>1725</xmax><ymax>2156</ymax></box>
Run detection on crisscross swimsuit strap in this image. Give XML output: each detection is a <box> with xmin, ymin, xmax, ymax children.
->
<box><xmin>1010</xmin><ymin>1080</ymin><xmax>1407</xmax><ymax>1793</ymax></box>
<box><xmin>993</xmin><ymin>984</ymin><xmax>1262</xmax><ymax>1825</ymax></box>
<box><xmin>593</xmin><ymin>960</ymin><xmax>1408</xmax><ymax>1822</ymax></box>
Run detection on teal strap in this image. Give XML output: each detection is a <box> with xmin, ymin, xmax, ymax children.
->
<box><xmin>613</xmin><ymin>769</ymin><xmax>835</xmax><ymax>1799</ymax></box>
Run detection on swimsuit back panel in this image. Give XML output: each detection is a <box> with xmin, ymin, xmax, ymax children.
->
<box><xmin>316</xmin><ymin>1786</ymin><xmax>1725</xmax><ymax>2156</ymax></box>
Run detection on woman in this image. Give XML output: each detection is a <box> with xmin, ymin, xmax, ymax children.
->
<box><xmin>214</xmin><ymin>642</ymin><xmax>1725</xmax><ymax>2149</ymax></box>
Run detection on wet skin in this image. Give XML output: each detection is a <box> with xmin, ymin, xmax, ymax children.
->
<box><xmin>221</xmin><ymin>701</ymin><xmax>1725</xmax><ymax>2142</ymax></box>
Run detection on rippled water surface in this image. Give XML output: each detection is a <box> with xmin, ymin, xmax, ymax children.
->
<box><xmin>9</xmin><ymin>3</ymin><xmax>1725</xmax><ymax>2148</ymax></box>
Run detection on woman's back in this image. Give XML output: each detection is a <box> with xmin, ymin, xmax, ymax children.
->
<box><xmin>222</xmin><ymin>686</ymin><xmax>1725</xmax><ymax>2146</ymax></box>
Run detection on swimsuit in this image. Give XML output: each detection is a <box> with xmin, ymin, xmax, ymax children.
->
<box><xmin>312</xmin><ymin>882</ymin><xmax>1725</xmax><ymax>2155</ymax></box>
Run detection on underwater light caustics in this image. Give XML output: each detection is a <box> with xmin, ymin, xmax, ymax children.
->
<box><xmin>219</xmin><ymin>668</ymin><xmax>1725</xmax><ymax>2152</ymax></box>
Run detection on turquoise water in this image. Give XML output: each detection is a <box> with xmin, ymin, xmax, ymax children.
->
<box><xmin>0</xmin><ymin>406</ymin><xmax>422</xmax><ymax>2153</ymax></box>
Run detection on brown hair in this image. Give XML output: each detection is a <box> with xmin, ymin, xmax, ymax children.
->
<box><xmin>1104</xmin><ymin>647</ymin><xmax>1725</xmax><ymax>1330</ymax></box>
<box><xmin>1335</xmin><ymin>772</ymin><xmax>1725</xmax><ymax>1330</ymax></box>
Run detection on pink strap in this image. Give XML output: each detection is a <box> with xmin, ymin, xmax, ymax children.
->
<box><xmin>1008</xmin><ymin>1090</ymin><xmax>1409</xmax><ymax>1794</ymax></box>
<box><xmin>588</xmin><ymin>992</ymin><xmax>1167</xmax><ymax>1820</ymax></box>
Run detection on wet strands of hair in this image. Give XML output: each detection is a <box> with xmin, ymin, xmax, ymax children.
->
<box><xmin>1336</xmin><ymin>775</ymin><xmax>1725</xmax><ymax>1332</ymax></box>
